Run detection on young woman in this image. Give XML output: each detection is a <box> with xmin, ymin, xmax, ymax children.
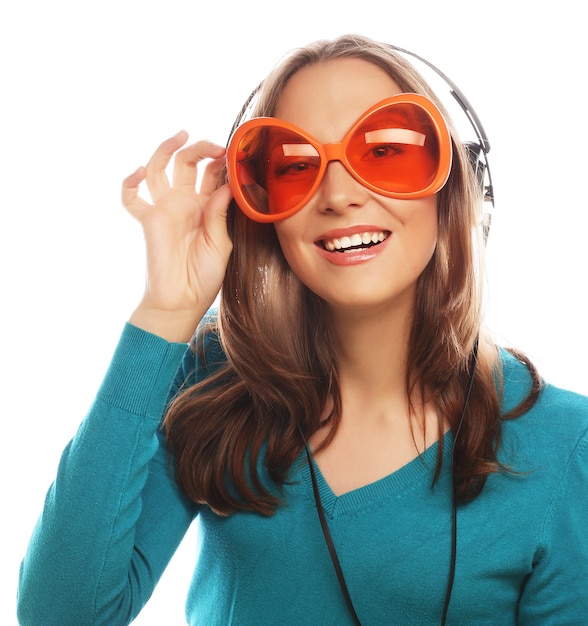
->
<box><xmin>17</xmin><ymin>35</ymin><xmax>588</xmax><ymax>625</ymax></box>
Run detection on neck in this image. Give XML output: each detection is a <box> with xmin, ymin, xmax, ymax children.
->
<box><xmin>327</xmin><ymin>301</ymin><xmax>413</xmax><ymax>409</ymax></box>
<box><xmin>310</xmin><ymin>298</ymin><xmax>440</xmax><ymax>493</ymax></box>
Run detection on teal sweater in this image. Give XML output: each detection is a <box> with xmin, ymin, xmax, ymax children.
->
<box><xmin>18</xmin><ymin>322</ymin><xmax>588</xmax><ymax>625</ymax></box>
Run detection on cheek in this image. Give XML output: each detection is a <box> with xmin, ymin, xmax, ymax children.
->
<box><xmin>424</xmin><ymin>212</ymin><xmax>439</xmax><ymax>256</ymax></box>
<box><xmin>403</xmin><ymin>200</ymin><xmax>438</xmax><ymax>270</ymax></box>
<box><xmin>273</xmin><ymin>222</ymin><xmax>304</xmax><ymax>270</ymax></box>
<box><xmin>408</xmin><ymin>196</ymin><xmax>437</xmax><ymax>237</ymax></box>
<box><xmin>273</xmin><ymin>221</ymin><xmax>321</xmax><ymax>292</ymax></box>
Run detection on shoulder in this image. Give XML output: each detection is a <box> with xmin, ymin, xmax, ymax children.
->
<box><xmin>500</xmin><ymin>347</ymin><xmax>588</xmax><ymax>422</ymax></box>
<box><xmin>188</xmin><ymin>307</ymin><xmax>228</xmax><ymax>381</ymax></box>
<box><xmin>498</xmin><ymin>348</ymin><xmax>588</xmax><ymax>464</ymax></box>
<box><xmin>167</xmin><ymin>307</ymin><xmax>227</xmax><ymax>396</ymax></box>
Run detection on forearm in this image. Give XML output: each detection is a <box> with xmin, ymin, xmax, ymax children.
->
<box><xmin>17</xmin><ymin>324</ymin><xmax>194</xmax><ymax>625</ymax></box>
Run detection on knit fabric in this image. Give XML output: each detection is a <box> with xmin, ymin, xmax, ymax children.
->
<box><xmin>18</xmin><ymin>322</ymin><xmax>588</xmax><ymax>625</ymax></box>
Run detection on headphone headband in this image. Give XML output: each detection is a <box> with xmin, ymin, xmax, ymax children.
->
<box><xmin>388</xmin><ymin>44</ymin><xmax>494</xmax><ymax>239</ymax></box>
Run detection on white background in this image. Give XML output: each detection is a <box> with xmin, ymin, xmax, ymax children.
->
<box><xmin>2</xmin><ymin>1</ymin><xmax>587</xmax><ymax>624</ymax></box>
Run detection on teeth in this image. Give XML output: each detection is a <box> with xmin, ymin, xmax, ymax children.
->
<box><xmin>323</xmin><ymin>231</ymin><xmax>388</xmax><ymax>252</ymax></box>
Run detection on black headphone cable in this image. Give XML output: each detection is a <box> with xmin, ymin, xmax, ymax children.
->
<box><xmin>300</xmin><ymin>339</ymin><xmax>479</xmax><ymax>626</ymax></box>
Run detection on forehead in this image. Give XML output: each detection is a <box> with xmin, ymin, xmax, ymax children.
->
<box><xmin>275</xmin><ymin>58</ymin><xmax>403</xmax><ymax>140</ymax></box>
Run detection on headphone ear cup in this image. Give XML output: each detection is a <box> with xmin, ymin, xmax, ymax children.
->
<box><xmin>463</xmin><ymin>141</ymin><xmax>486</xmax><ymax>191</ymax></box>
<box><xmin>463</xmin><ymin>141</ymin><xmax>492</xmax><ymax>242</ymax></box>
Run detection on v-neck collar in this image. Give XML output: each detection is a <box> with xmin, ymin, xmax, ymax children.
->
<box><xmin>295</xmin><ymin>430</ymin><xmax>455</xmax><ymax>518</ymax></box>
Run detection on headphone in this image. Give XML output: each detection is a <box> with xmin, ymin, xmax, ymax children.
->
<box><xmin>388</xmin><ymin>45</ymin><xmax>494</xmax><ymax>243</ymax></box>
<box><xmin>231</xmin><ymin>42</ymin><xmax>490</xmax><ymax>625</ymax></box>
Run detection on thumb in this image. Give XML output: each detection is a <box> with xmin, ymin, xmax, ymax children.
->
<box><xmin>202</xmin><ymin>183</ymin><xmax>234</xmax><ymax>251</ymax></box>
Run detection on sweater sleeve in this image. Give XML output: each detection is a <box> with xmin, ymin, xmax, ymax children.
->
<box><xmin>517</xmin><ymin>420</ymin><xmax>588</xmax><ymax>625</ymax></box>
<box><xmin>17</xmin><ymin>323</ymin><xmax>199</xmax><ymax>626</ymax></box>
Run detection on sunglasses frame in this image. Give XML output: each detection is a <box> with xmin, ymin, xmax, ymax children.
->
<box><xmin>226</xmin><ymin>92</ymin><xmax>453</xmax><ymax>223</ymax></box>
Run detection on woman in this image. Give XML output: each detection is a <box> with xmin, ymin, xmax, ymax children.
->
<box><xmin>17</xmin><ymin>35</ymin><xmax>588</xmax><ymax>625</ymax></box>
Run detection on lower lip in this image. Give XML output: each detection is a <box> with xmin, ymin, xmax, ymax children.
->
<box><xmin>315</xmin><ymin>235</ymin><xmax>391</xmax><ymax>266</ymax></box>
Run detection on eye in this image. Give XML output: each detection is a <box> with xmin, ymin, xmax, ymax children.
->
<box><xmin>370</xmin><ymin>144</ymin><xmax>403</xmax><ymax>159</ymax></box>
<box><xmin>359</xmin><ymin>127</ymin><xmax>426</xmax><ymax>163</ymax></box>
<box><xmin>273</xmin><ymin>160</ymin><xmax>313</xmax><ymax>176</ymax></box>
<box><xmin>270</xmin><ymin>156</ymin><xmax>320</xmax><ymax>180</ymax></box>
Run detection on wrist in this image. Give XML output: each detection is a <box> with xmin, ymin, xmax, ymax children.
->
<box><xmin>129</xmin><ymin>304</ymin><xmax>204</xmax><ymax>343</ymax></box>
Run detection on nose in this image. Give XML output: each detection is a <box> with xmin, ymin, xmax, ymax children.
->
<box><xmin>315</xmin><ymin>161</ymin><xmax>369</xmax><ymax>214</ymax></box>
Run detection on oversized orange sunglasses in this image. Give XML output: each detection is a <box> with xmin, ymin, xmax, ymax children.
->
<box><xmin>226</xmin><ymin>93</ymin><xmax>452</xmax><ymax>223</ymax></box>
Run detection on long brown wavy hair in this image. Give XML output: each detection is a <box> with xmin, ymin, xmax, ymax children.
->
<box><xmin>164</xmin><ymin>34</ymin><xmax>542</xmax><ymax>516</ymax></box>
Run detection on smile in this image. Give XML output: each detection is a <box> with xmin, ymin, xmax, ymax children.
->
<box><xmin>320</xmin><ymin>231</ymin><xmax>390</xmax><ymax>252</ymax></box>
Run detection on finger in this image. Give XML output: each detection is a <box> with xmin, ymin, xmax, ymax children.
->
<box><xmin>172</xmin><ymin>141</ymin><xmax>226</xmax><ymax>189</ymax></box>
<box><xmin>199</xmin><ymin>153</ymin><xmax>228</xmax><ymax>197</ymax></box>
<box><xmin>145</xmin><ymin>130</ymin><xmax>189</xmax><ymax>199</ymax></box>
<box><xmin>202</xmin><ymin>184</ymin><xmax>234</xmax><ymax>246</ymax></box>
<box><xmin>122</xmin><ymin>166</ymin><xmax>152</xmax><ymax>217</ymax></box>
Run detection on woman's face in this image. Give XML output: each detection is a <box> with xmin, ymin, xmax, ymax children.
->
<box><xmin>272</xmin><ymin>58</ymin><xmax>439</xmax><ymax>316</ymax></box>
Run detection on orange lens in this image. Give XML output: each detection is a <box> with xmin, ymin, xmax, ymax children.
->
<box><xmin>233</xmin><ymin>126</ymin><xmax>322</xmax><ymax>217</ymax></box>
<box><xmin>346</xmin><ymin>103</ymin><xmax>440</xmax><ymax>194</ymax></box>
<box><xmin>227</xmin><ymin>94</ymin><xmax>451</xmax><ymax>222</ymax></box>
